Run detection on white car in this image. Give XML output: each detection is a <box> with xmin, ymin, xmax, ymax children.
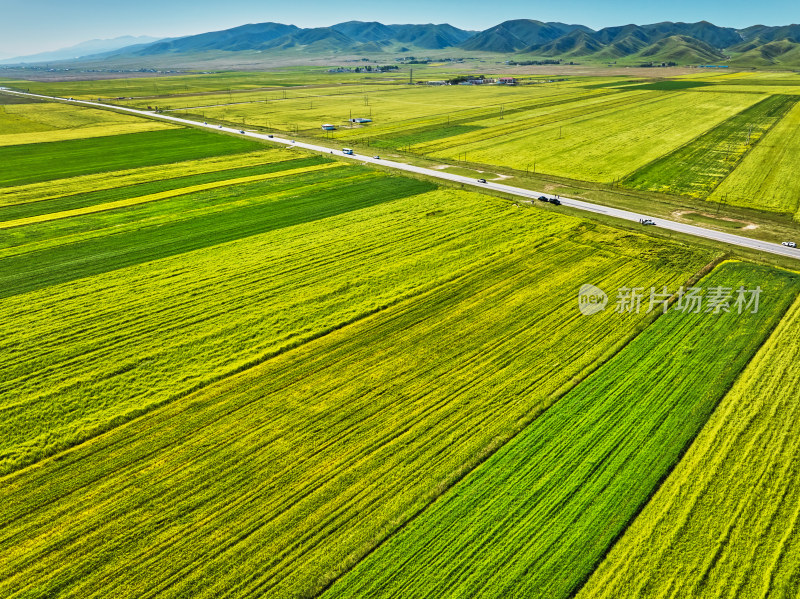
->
<box><xmin>782</xmin><ymin>241</ymin><xmax>797</xmax><ymax>248</ymax></box>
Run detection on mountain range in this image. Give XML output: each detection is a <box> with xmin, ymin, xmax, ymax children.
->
<box><xmin>5</xmin><ymin>20</ymin><xmax>800</xmax><ymax>67</ymax></box>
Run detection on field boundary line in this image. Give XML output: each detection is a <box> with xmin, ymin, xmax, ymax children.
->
<box><xmin>0</xmin><ymin>162</ymin><xmax>342</xmax><ymax>229</ymax></box>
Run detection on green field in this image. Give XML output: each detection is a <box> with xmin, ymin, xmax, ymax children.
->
<box><xmin>0</xmin><ymin>212</ymin><xmax>712</xmax><ymax>597</ymax></box>
<box><xmin>1</xmin><ymin>68</ymin><xmax>399</xmax><ymax>99</ymax></box>
<box><xmin>2</xmin><ymin>69</ymin><xmax>800</xmax><ymax>599</ymax></box>
<box><xmin>0</xmin><ymin>127</ymin><xmax>263</xmax><ymax>186</ymax></box>
<box><xmin>166</xmin><ymin>83</ymin><xmax>593</xmax><ymax>135</ymax></box>
<box><xmin>0</xmin><ymin>100</ymin><xmax>175</xmax><ymax>145</ymax></box>
<box><xmin>325</xmin><ymin>261</ymin><xmax>800</xmax><ymax>599</ymax></box>
<box><xmin>623</xmin><ymin>94</ymin><xmax>798</xmax><ymax>197</ymax></box>
<box><xmin>0</xmin><ymin>148</ymin><xmax>287</xmax><ymax>206</ymax></box>
<box><xmin>709</xmin><ymin>99</ymin><xmax>800</xmax><ymax>217</ymax></box>
<box><xmin>578</xmin><ymin>291</ymin><xmax>800</xmax><ymax>598</ymax></box>
<box><xmin>0</xmin><ymin>154</ymin><xmax>326</xmax><ymax>221</ymax></box>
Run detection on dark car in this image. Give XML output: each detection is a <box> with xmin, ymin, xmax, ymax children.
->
<box><xmin>549</xmin><ymin>197</ymin><xmax>561</xmax><ymax>206</ymax></box>
<box><xmin>267</xmin><ymin>134</ymin><xmax>273</xmax><ymax>138</ymax></box>
<box><xmin>477</xmin><ymin>178</ymin><xmax>487</xmax><ymax>183</ymax></box>
<box><xmin>538</xmin><ymin>196</ymin><xmax>549</xmax><ymax>202</ymax></box>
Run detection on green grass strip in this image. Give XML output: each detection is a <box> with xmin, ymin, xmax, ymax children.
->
<box><xmin>0</xmin><ymin>128</ymin><xmax>264</xmax><ymax>187</ymax></box>
<box><xmin>324</xmin><ymin>261</ymin><xmax>800</xmax><ymax>599</ymax></box>
<box><xmin>577</xmin><ymin>288</ymin><xmax>800</xmax><ymax>597</ymax></box>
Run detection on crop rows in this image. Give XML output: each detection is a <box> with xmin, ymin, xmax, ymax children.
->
<box><xmin>578</xmin><ymin>291</ymin><xmax>800</xmax><ymax>599</ymax></box>
<box><xmin>0</xmin><ymin>161</ymin><xmax>342</xmax><ymax>228</ymax></box>
<box><xmin>709</xmin><ymin>99</ymin><xmax>800</xmax><ymax>218</ymax></box>
<box><xmin>0</xmin><ymin>167</ymin><xmax>431</xmax><ymax>295</ymax></box>
<box><xmin>0</xmin><ymin>148</ymin><xmax>290</xmax><ymax>207</ymax></box>
<box><xmin>2</xmin><ymin>187</ymin><xmax>637</xmax><ymax>473</ymax></box>
<box><xmin>0</xmin><ymin>154</ymin><xmax>327</xmax><ymax>221</ymax></box>
<box><xmin>0</xmin><ymin>99</ymin><xmax>175</xmax><ymax>146</ymax></box>
<box><xmin>0</xmin><ymin>215</ymin><xmax>711</xmax><ymax>598</ymax></box>
<box><xmin>0</xmin><ymin>127</ymin><xmax>263</xmax><ymax>187</ymax></box>
<box><xmin>623</xmin><ymin>94</ymin><xmax>798</xmax><ymax>197</ymax></box>
<box><xmin>422</xmin><ymin>90</ymin><xmax>761</xmax><ymax>182</ymax></box>
<box><xmin>325</xmin><ymin>261</ymin><xmax>800</xmax><ymax>599</ymax></box>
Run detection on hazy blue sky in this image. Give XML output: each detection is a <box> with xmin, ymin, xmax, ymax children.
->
<box><xmin>1</xmin><ymin>0</ymin><xmax>797</xmax><ymax>57</ymax></box>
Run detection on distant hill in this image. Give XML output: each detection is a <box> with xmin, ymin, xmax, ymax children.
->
<box><xmin>534</xmin><ymin>30</ymin><xmax>605</xmax><ymax>57</ymax></box>
<box><xmin>123</xmin><ymin>21</ymin><xmax>475</xmax><ymax>57</ymax></box>
<box><xmin>16</xmin><ymin>19</ymin><xmax>800</xmax><ymax>68</ymax></box>
<box><xmin>638</xmin><ymin>21</ymin><xmax>742</xmax><ymax>48</ymax></box>
<box><xmin>137</xmin><ymin>23</ymin><xmax>298</xmax><ymax>54</ymax></box>
<box><xmin>1</xmin><ymin>36</ymin><xmax>162</xmax><ymax>64</ymax></box>
<box><xmin>389</xmin><ymin>24</ymin><xmax>475</xmax><ymax>49</ymax></box>
<box><xmin>460</xmin><ymin>20</ymin><xmax>590</xmax><ymax>52</ymax></box>
<box><xmin>637</xmin><ymin>35</ymin><xmax>727</xmax><ymax>63</ymax></box>
<box><xmin>729</xmin><ymin>39</ymin><xmax>800</xmax><ymax>67</ymax></box>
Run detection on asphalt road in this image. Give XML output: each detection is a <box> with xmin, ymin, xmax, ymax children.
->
<box><xmin>4</xmin><ymin>89</ymin><xmax>799</xmax><ymax>262</ymax></box>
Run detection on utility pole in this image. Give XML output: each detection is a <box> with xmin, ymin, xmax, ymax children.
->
<box><xmin>410</xmin><ymin>68</ymin><xmax>413</xmax><ymax>85</ymax></box>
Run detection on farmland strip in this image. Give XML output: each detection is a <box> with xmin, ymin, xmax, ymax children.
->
<box><xmin>0</xmin><ymin>148</ymin><xmax>291</xmax><ymax>207</ymax></box>
<box><xmin>708</xmin><ymin>99</ymin><xmax>800</xmax><ymax>217</ymax></box>
<box><xmin>0</xmin><ymin>170</ymin><xmax>432</xmax><ymax>297</ymax></box>
<box><xmin>575</xmin><ymin>291</ymin><xmax>800</xmax><ymax>598</ymax></box>
<box><xmin>323</xmin><ymin>261</ymin><xmax>800</xmax><ymax>599</ymax></box>
<box><xmin>0</xmin><ymin>128</ymin><xmax>263</xmax><ymax>187</ymax></box>
<box><xmin>623</xmin><ymin>94</ymin><xmax>798</xmax><ymax>197</ymax></box>
<box><xmin>0</xmin><ymin>162</ymin><xmax>342</xmax><ymax>228</ymax></box>
<box><xmin>0</xmin><ymin>155</ymin><xmax>328</xmax><ymax>221</ymax></box>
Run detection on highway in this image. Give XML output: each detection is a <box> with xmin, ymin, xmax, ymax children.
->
<box><xmin>4</xmin><ymin>88</ymin><xmax>800</xmax><ymax>262</ymax></box>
